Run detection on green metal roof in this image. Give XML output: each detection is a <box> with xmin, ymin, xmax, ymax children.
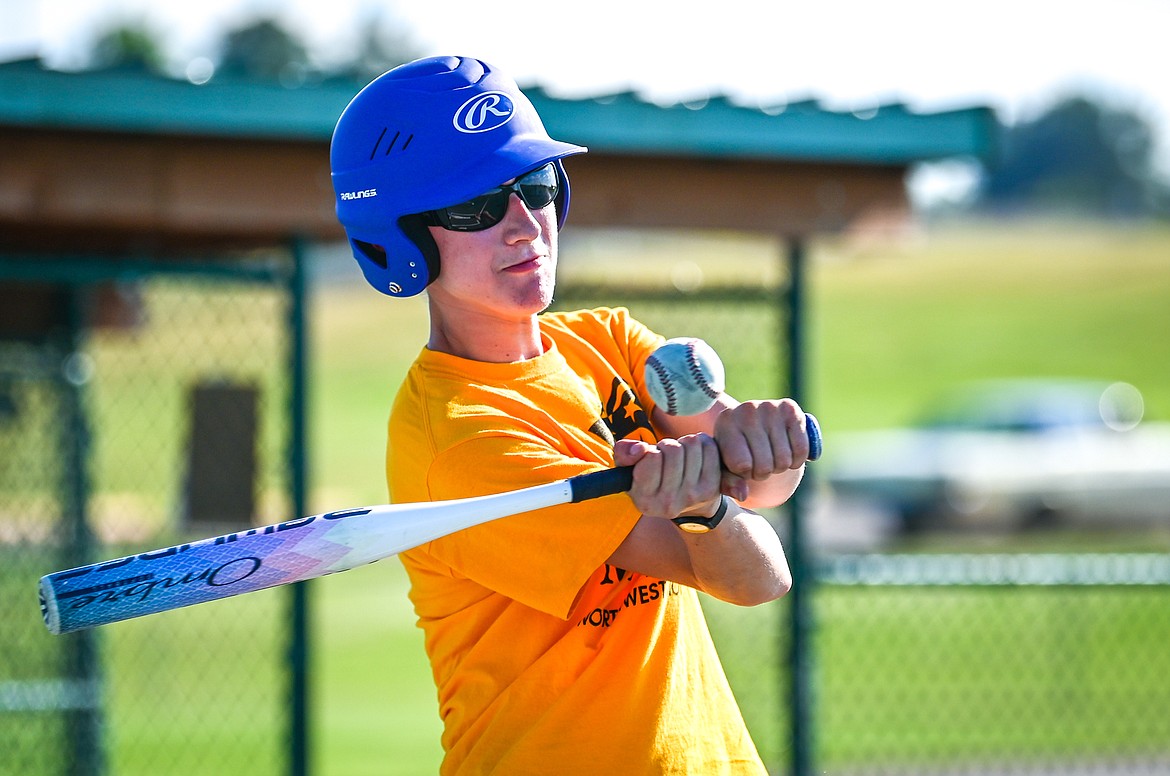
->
<box><xmin>527</xmin><ymin>86</ymin><xmax>997</xmax><ymax>164</ymax></box>
<box><xmin>0</xmin><ymin>58</ymin><xmax>996</xmax><ymax>165</ymax></box>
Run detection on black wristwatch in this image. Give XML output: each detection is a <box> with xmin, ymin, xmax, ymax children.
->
<box><xmin>671</xmin><ymin>494</ymin><xmax>731</xmax><ymax>534</ymax></box>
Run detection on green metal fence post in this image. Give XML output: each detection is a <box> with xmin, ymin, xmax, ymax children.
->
<box><xmin>783</xmin><ymin>235</ymin><xmax>815</xmax><ymax>776</ymax></box>
<box><xmin>60</xmin><ymin>285</ymin><xmax>105</xmax><ymax>776</ymax></box>
<box><xmin>288</xmin><ymin>239</ymin><xmax>311</xmax><ymax>776</ymax></box>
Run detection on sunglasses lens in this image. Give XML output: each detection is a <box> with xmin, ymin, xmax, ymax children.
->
<box><xmin>516</xmin><ymin>164</ymin><xmax>558</xmax><ymax>210</ymax></box>
<box><xmin>442</xmin><ymin>194</ymin><xmax>508</xmax><ymax>231</ymax></box>
<box><xmin>429</xmin><ymin>164</ymin><xmax>559</xmax><ymax>232</ymax></box>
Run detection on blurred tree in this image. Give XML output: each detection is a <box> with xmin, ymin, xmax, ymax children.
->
<box><xmin>328</xmin><ymin>8</ymin><xmax>425</xmax><ymax>82</ymax></box>
<box><xmin>211</xmin><ymin>12</ymin><xmax>422</xmax><ymax>85</ymax></box>
<box><xmin>978</xmin><ymin>95</ymin><xmax>1168</xmax><ymax>218</ymax></box>
<box><xmin>86</xmin><ymin>20</ymin><xmax>166</xmax><ymax>74</ymax></box>
<box><xmin>217</xmin><ymin>17</ymin><xmax>311</xmax><ymax>83</ymax></box>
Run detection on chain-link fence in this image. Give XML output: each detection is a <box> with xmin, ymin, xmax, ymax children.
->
<box><xmin>554</xmin><ymin>254</ymin><xmax>1170</xmax><ymax>776</ymax></box>
<box><xmin>813</xmin><ymin>559</ymin><xmax>1170</xmax><ymax>776</ymax></box>
<box><xmin>0</xmin><ymin>255</ymin><xmax>305</xmax><ymax>776</ymax></box>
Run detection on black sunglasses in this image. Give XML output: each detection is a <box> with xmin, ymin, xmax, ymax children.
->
<box><xmin>423</xmin><ymin>163</ymin><xmax>559</xmax><ymax>232</ymax></box>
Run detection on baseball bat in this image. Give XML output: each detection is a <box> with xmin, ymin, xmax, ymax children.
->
<box><xmin>40</xmin><ymin>414</ymin><xmax>822</xmax><ymax>635</ymax></box>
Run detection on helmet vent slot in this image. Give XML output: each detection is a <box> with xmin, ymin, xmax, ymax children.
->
<box><xmin>352</xmin><ymin>239</ymin><xmax>388</xmax><ymax>269</ymax></box>
<box><xmin>369</xmin><ymin>128</ymin><xmax>414</xmax><ymax>160</ymax></box>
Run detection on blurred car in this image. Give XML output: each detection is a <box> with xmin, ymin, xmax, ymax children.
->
<box><xmin>822</xmin><ymin>379</ymin><xmax>1170</xmax><ymax>532</ymax></box>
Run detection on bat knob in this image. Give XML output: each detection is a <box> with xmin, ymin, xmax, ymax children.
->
<box><xmin>805</xmin><ymin>413</ymin><xmax>823</xmax><ymax>461</ymax></box>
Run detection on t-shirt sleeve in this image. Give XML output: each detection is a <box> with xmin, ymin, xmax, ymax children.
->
<box><xmin>605</xmin><ymin>307</ymin><xmax>666</xmax><ymax>412</ymax></box>
<box><xmin>417</xmin><ymin>433</ymin><xmax>641</xmax><ymax>619</ymax></box>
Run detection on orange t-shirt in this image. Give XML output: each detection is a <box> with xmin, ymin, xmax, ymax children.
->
<box><xmin>387</xmin><ymin>307</ymin><xmax>765</xmax><ymax>775</ymax></box>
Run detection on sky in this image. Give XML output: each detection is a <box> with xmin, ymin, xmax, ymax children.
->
<box><xmin>4</xmin><ymin>0</ymin><xmax>1170</xmax><ymax>186</ymax></box>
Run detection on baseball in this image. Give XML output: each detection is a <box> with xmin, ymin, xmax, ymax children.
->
<box><xmin>644</xmin><ymin>338</ymin><xmax>726</xmax><ymax>416</ymax></box>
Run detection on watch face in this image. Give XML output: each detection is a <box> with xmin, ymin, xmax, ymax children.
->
<box><xmin>671</xmin><ymin>495</ymin><xmax>729</xmax><ymax>533</ymax></box>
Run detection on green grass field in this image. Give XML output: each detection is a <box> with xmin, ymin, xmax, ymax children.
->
<box><xmin>809</xmin><ymin>220</ymin><xmax>1170</xmax><ymax>431</ymax></box>
<box><xmin>302</xmin><ymin>218</ymin><xmax>1170</xmax><ymax>773</ymax></box>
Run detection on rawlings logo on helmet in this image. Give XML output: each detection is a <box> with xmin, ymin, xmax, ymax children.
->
<box><xmin>453</xmin><ymin>91</ymin><xmax>515</xmax><ymax>134</ymax></box>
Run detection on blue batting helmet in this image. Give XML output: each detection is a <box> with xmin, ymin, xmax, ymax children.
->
<box><xmin>330</xmin><ymin>55</ymin><xmax>587</xmax><ymax>298</ymax></box>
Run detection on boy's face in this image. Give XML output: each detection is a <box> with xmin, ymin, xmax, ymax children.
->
<box><xmin>425</xmin><ymin>191</ymin><xmax>559</xmax><ymax>321</ymax></box>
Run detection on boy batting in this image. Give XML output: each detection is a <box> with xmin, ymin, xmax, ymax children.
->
<box><xmin>330</xmin><ymin>55</ymin><xmax>817</xmax><ymax>774</ymax></box>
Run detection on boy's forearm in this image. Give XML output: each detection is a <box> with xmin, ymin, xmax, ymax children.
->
<box><xmin>682</xmin><ymin>501</ymin><xmax>792</xmax><ymax>606</ymax></box>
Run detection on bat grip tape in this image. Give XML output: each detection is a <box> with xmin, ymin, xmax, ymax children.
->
<box><xmin>568</xmin><ymin>466</ymin><xmax>634</xmax><ymax>502</ymax></box>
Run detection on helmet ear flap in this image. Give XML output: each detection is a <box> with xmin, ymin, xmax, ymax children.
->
<box><xmin>397</xmin><ymin>214</ymin><xmax>441</xmax><ymax>285</ymax></box>
<box><xmin>349</xmin><ymin>220</ymin><xmax>438</xmax><ymax>298</ymax></box>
